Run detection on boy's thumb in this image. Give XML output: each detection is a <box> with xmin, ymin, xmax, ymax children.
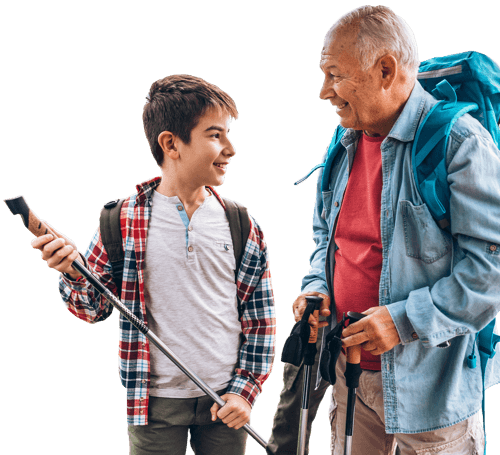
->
<box><xmin>210</xmin><ymin>404</ymin><xmax>218</xmax><ymax>421</ymax></box>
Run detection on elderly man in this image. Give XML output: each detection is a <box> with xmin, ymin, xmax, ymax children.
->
<box><xmin>269</xmin><ymin>5</ymin><xmax>500</xmax><ymax>455</ymax></box>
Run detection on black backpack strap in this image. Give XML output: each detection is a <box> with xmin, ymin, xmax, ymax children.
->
<box><xmin>99</xmin><ymin>199</ymin><xmax>125</xmax><ymax>295</ymax></box>
<box><xmin>223</xmin><ymin>198</ymin><xmax>251</xmax><ymax>320</ymax></box>
<box><xmin>223</xmin><ymin>198</ymin><xmax>251</xmax><ymax>272</ymax></box>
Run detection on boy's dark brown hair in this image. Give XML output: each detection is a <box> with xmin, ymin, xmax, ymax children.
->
<box><xmin>143</xmin><ymin>74</ymin><xmax>238</xmax><ymax>166</ymax></box>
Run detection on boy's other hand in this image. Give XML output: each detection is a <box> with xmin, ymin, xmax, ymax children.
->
<box><xmin>31</xmin><ymin>233</ymin><xmax>82</xmax><ymax>280</ymax></box>
<box><xmin>210</xmin><ymin>393</ymin><xmax>251</xmax><ymax>430</ymax></box>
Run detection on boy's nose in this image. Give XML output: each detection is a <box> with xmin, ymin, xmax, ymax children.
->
<box><xmin>225</xmin><ymin>139</ymin><xmax>236</xmax><ymax>156</ymax></box>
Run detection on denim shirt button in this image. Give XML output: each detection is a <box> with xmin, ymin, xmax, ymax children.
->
<box><xmin>334</xmin><ymin>202</ymin><xmax>339</xmax><ymax>207</ymax></box>
<box><xmin>412</xmin><ymin>332</ymin><xmax>419</xmax><ymax>340</ymax></box>
<box><xmin>490</xmin><ymin>244</ymin><xmax>497</xmax><ymax>252</ymax></box>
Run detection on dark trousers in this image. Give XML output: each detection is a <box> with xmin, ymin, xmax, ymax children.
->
<box><xmin>267</xmin><ymin>334</ymin><xmax>330</xmax><ymax>455</ymax></box>
<box><xmin>129</xmin><ymin>393</ymin><xmax>247</xmax><ymax>455</ymax></box>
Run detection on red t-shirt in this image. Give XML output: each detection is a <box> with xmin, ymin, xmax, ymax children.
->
<box><xmin>334</xmin><ymin>133</ymin><xmax>385</xmax><ymax>371</ymax></box>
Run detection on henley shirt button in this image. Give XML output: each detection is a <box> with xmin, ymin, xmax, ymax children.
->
<box><xmin>490</xmin><ymin>244</ymin><xmax>497</xmax><ymax>252</ymax></box>
<box><xmin>188</xmin><ymin>246</ymin><xmax>194</xmax><ymax>252</ymax></box>
<box><xmin>142</xmin><ymin>379</ymin><xmax>147</xmax><ymax>384</ymax></box>
<box><xmin>334</xmin><ymin>202</ymin><xmax>339</xmax><ymax>207</ymax></box>
<box><xmin>177</xmin><ymin>205</ymin><xmax>183</xmax><ymax>211</ymax></box>
<box><xmin>140</xmin><ymin>410</ymin><xmax>144</xmax><ymax>415</ymax></box>
<box><xmin>140</xmin><ymin>397</ymin><xmax>144</xmax><ymax>402</ymax></box>
<box><xmin>412</xmin><ymin>332</ymin><xmax>419</xmax><ymax>340</ymax></box>
<box><xmin>188</xmin><ymin>225</ymin><xmax>193</xmax><ymax>231</ymax></box>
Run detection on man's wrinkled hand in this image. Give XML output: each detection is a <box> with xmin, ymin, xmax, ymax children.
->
<box><xmin>341</xmin><ymin>306</ymin><xmax>401</xmax><ymax>355</ymax></box>
<box><xmin>292</xmin><ymin>292</ymin><xmax>331</xmax><ymax>330</ymax></box>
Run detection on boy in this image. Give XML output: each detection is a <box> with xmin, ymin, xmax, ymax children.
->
<box><xmin>31</xmin><ymin>74</ymin><xmax>276</xmax><ymax>455</ymax></box>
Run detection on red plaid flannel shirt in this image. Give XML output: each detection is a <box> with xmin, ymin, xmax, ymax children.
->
<box><xmin>59</xmin><ymin>177</ymin><xmax>276</xmax><ymax>425</ymax></box>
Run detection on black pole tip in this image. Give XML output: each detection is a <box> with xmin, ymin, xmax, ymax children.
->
<box><xmin>5</xmin><ymin>196</ymin><xmax>28</xmax><ymax>216</ymax></box>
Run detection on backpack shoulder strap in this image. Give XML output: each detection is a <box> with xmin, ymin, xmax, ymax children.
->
<box><xmin>321</xmin><ymin>126</ymin><xmax>347</xmax><ymax>192</ymax></box>
<box><xmin>99</xmin><ymin>198</ymin><xmax>125</xmax><ymax>295</ymax></box>
<box><xmin>222</xmin><ymin>197</ymin><xmax>250</xmax><ymax>272</ymax></box>
<box><xmin>412</xmin><ymin>80</ymin><xmax>478</xmax><ymax>232</ymax></box>
<box><xmin>222</xmin><ymin>197</ymin><xmax>251</xmax><ymax>321</ymax></box>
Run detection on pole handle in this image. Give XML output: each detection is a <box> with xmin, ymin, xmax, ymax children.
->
<box><xmin>345</xmin><ymin>311</ymin><xmax>367</xmax><ymax>364</ymax></box>
<box><xmin>345</xmin><ymin>345</ymin><xmax>361</xmax><ymax>364</ymax></box>
<box><xmin>305</xmin><ymin>295</ymin><xmax>323</xmax><ymax>344</ymax></box>
<box><xmin>5</xmin><ymin>196</ymin><xmax>60</xmax><ymax>238</ymax></box>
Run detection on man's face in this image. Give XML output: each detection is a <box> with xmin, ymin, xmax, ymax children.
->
<box><xmin>319</xmin><ymin>25</ymin><xmax>385</xmax><ymax>135</ymax></box>
<box><xmin>174</xmin><ymin>107</ymin><xmax>235</xmax><ymax>188</ymax></box>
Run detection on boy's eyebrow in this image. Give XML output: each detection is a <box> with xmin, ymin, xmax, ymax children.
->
<box><xmin>204</xmin><ymin>125</ymin><xmax>229</xmax><ymax>133</ymax></box>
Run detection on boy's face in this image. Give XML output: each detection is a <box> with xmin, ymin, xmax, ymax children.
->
<box><xmin>174</xmin><ymin>107</ymin><xmax>235</xmax><ymax>188</ymax></box>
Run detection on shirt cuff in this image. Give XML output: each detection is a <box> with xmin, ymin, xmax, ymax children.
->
<box><xmin>226</xmin><ymin>373</ymin><xmax>261</xmax><ymax>407</ymax></box>
<box><xmin>386</xmin><ymin>300</ymin><xmax>419</xmax><ymax>345</ymax></box>
<box><xmin>301</xmin><ymin>283</ymin><xmax>329</xmax><ymax>296</ymax></box>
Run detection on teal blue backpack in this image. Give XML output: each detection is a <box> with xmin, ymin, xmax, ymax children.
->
<box><xmin>296</xmin><ymin>51</ymin><xmax>500</xmax><ymax>453</ymax></box>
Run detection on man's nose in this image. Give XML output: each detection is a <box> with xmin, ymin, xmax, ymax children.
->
<box><xmin>319</xmin><ymin>78</ymin><xmax>334</xmax><ymax>100</ymax></box>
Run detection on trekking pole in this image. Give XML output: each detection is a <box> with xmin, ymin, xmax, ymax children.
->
<box><xmin>343</xmin><ymin>312</ymin><xmax>366</xmax><ymax>455</ymax></box>
<box><xmin>297</xmin><ymin>295</ymin><xmax>323</xmax><ymax>455</ymax></box>
<box><xmin>5</xmin><ymin>196</ymin><xmax>268</xmax><ymax>450</ymax></box>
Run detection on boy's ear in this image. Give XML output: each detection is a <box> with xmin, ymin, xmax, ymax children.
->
<box><xmin>158</xmin><ymin>131</ymin><xmax>179</xmax><ymax>160</ymax></box>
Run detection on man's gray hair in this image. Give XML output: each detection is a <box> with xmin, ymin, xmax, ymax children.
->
<box><xmin>335</xmin><ymin>5</ymin><xmax>419</xmax><ymax>75</ymax></box>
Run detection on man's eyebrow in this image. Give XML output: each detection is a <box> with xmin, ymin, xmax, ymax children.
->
<box><xmin>320</xmin><ymin>62</ymin><xmax>338</xmax><ymax>71</ymax></box>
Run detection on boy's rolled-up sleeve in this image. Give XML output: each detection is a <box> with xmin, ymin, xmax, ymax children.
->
<box><xmin>59</xmin><ymin>227</ymin><xmax>116</xmax><ymax>323</ymax></box>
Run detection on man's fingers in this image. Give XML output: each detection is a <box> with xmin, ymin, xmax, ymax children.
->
<box><xmin>293</xmin><ymin>292</ymin><xmax>331</xmax><ymax>322</ymax></box>
<box><xmin>319</xmin><ymin>294</ymin><xmax>331</xmax><ymax>316</ymax></box>
<box><xmin>342</xmin><ymin>331</ymin><xmax>369</xmax><ymax>348</ymax></box>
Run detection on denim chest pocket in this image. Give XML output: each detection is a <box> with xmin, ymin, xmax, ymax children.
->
<box><xmin>401</xmin><ymin>200</ymin><xmax>451</xmax><ymax>263</ymax></box>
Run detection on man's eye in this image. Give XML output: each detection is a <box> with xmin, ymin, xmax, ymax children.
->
<box><xmin>212</xmin><ymin>133</ymin><xmax>220</xmax><ymax>138</ymax></box>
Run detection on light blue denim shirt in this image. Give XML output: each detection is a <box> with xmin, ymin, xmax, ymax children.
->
<box><xmin>301</xmin><ymin>81</ymin><xmax>500</xmax><ymax>433</ymax></box>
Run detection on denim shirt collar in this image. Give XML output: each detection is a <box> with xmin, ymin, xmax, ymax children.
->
<box><xmin>386</xmin><ymin>80</ymin><xmax>427</xmax><ymax>143</ymax></box>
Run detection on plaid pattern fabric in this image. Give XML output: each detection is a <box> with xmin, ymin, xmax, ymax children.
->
<box><xmin>59</xmin><ymin>177</ymin><xmax>276</xmax><ymax>425</ymax></box>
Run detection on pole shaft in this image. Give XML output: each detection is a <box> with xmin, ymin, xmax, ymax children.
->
<box><xmin>72</xmin><ymin>261</ymin><xmax>268</xmax><ymax>448</ymax></box>
<box><xmin>345</xmin><ymin>387</ymin><xmax>357</xmax><ymax>437</ymax></box>
<box><xmin>297</xmin><ymin>365</ymin><xmax>313</xmax><ymax>455</ymax></box>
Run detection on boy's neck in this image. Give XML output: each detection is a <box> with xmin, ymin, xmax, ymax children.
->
<box><xmin>156</xmin><ymin>175</ymin><xmax>211</xmax><ymax>220</ymax></box>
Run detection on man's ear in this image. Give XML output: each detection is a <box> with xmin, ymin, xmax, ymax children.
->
<box><xmin>158</xmin><ymin>131</ymin><xmax>179</xmax><ymax>160</ymax></box>
<box><xmin>378</xmin><ymin>54</ymin><xmax>398</xmax><ymax>89</ymax></box>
